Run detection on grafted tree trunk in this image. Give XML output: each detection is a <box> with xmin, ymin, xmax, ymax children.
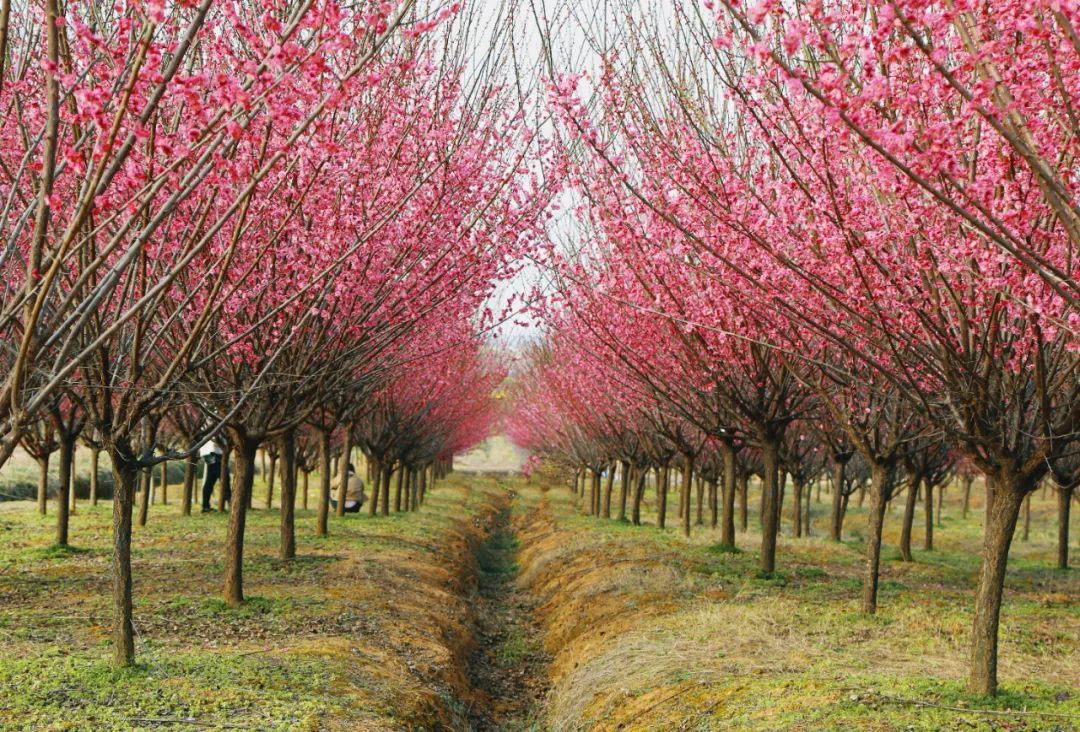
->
<box><xmin>969</xmin><ymin>472</ymin><xmax>1028</xmax><ymax>696</ymax></box>
<box><xmin>316</xmin><ymin>427</ymin><xmax>332</xmax><ymax>536</ymax></box>
<box><xmin>224</xmin><ymin>433</ymin><xmax>260</xmax><ymax>607</ymax></box>
<box><xmin>862</xmin><ymin>463</ymin><xmax>891</xmax><ymax>614</ymax></box>
<box><xmin>278</xmin><ymin>430</ymin><xmax>297</xmax><ymax>560</ymax></box>
<box><xmin>109</xmin><ymin>451</ymin><xmax>138</xmax><ymax>666</ymax></box>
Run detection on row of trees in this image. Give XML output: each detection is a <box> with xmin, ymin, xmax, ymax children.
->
<box><xmin>513</xmin><ymin>0</ymin><xmax>1079</xmax><ymax>697</ymax></box>
<box><xmin>0</xmin><ymin>0</ymin><xmax>542</xmax><ymax>667</ymax></box>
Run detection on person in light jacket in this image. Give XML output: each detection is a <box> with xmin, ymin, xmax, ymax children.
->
<box><xmin>330</xmin><ymin>463</ymin><xmax>366</xmax><ymax>513</ymax></box>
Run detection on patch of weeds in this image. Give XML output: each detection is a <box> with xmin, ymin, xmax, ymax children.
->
<box><xmin>752</xmin><ymin>570</ymin><xmax>788</xmax><ymax>585</ymax></box>
<box><xmin>707</xmin><ymin>543</ymin><xmax>741</xmax><ymax>555</ymax></box>
<box><xmin>29</xmin><ymin>543</ymin><xmax>92</xmax><ymax>560</ymax></box>
<box><xmin>794</xmin><ymin>566</ymin><xmax>828</xmax><ymax>580</ymax></box>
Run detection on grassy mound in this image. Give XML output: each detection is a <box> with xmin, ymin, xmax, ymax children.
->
<box><xmin>513</xmin><ymin>479</ymin><xmax>1079</xmax><ymax>731</ymax></box>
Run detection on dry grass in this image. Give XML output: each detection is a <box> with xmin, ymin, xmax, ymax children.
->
<box><xmin>515</xmin><ymin>477</ymin><xmax>1079</xmax><ymax>732</ymax></box>
<box><xmin>0</xmin><ymin>473</ymin><xmax>506</xmax><ymax>730</ymax></box>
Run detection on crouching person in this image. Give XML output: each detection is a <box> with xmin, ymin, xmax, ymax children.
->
<box><xmin>330</xmin><ymin>463</ymin><xmax>366</xmax><ymax>514</ymax></box>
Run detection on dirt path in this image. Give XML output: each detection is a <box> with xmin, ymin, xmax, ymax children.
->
<box><xmin>466</xmin><ymin>488</ymin><xmax>550</xmax><ymax>730</ymax></box>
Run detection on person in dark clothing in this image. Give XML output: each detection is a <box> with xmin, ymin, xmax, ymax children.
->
<box><xmin>200</xmin><ymin>439</ymin><xmax>223</xmax><ymax>513</ymax></box>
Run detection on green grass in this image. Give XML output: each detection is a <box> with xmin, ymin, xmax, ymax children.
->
<box><xmin>0</xmin><ymin>472</ymin><xmax>503</xmax><ymax>731</ymax></box>
<box><xmin>519</xmin><ymin>472</ymin><xmax>1079</xmax><ymax>731</ymax></box>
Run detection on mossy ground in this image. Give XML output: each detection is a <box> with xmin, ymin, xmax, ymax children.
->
<box><xmin>514</xmin><ymin>472</ymin><xmax>1078</xmax><ymax>731</ymax></box>
<box><xmin>0</xmin><ymin>468</ymin><xmax>500</xmax><ymax>731</ymax></box>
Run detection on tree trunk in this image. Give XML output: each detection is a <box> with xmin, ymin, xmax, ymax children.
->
<box><xmin>924</xmin><ymin>481</ymin><xmax>934</xmax><ymax>551</ymax></box>
<box><xmin>1059</xmin><ymin>485</ymin><xmax>1073</xmax><ymax>570</ymax></box>
<box><xmin>618</xmin><ymin>460</ymin><xmax>630</xmax><ymax>521</ymax></box>
<box><xmin>680</xmin><ymin>459</ymin><xmax>693</xmax><ymax>537</ymax></box>
<box><xmin>109</xmin><ymin>452</ymin><xmax>138</xmax><ymax>666</ymax></box>
<box><xmin>410</xmin><ymin>469</ymin><xmax>419</xmax><ymax>510</ymax></box>
<box><xmin>37</xmin><ymin>455</ymin><xmax>49</xmax><ymax>515</ymax></box>
<box><xmin>777</xmin><ymin>469</ymin><xmax>787</xmax><ymax>529</ymax></box>
<box><xmin>69</xmin><ymin>441</ymin><xmax>77</xmax><ymax>516</ymax></box>
<box><xmin>181</xmin><ymin>454</ymin><xmax>195</xmax><ymax>516</ymax></box>
<box><xmin>962</xmin><ymin>474</ymin><xmax>973</xmax><ymax>518</ymax></box>
<box><xmin>278</xmin><ymin>430</ymin><xmax>297</xmax><ymax>560</ymax></box>
<box><xmin>709</xmin><ymin>477</ymin><xmax>719</xmax><ymax>530</ymax></box>
<box><xmin>760</xmin><ymin>439</ymin><xmax>781</xmax><ymax>574</ymax></box>
<box><xmin>937</xmin><ymin>482</ymin><xmax>945</xmax><ymax>527</ymax></box>
<box><xmin>316</xmin><ymin>428</ymin><xmax>332</xmax><ymax>536</ymax></box>
<box><xmin>369</xmin><ymin>461</ymin><xmax>384</xmax><ymax>516</ymax></box>
<box><xmin>969</xmin><ymin>472</ymin><xmax>1027</xmax><ymax>696</ymax></box>
<box><xmin>56</xmin><ymin>435</ymin><xmax>74</xmax><ymax>546</ymax></box>
<box><xmin>337</xmin><ymin>424</ymin><xmax>352</xmax><ymax>517</ymax></box>
<box><xmin>803</xmin><ymin>486</ymin><xmax>811</xmax><ymax>536</ymax></box>
<box><xmin>719</xmin><ymin>441</ymin><xmax>736</xmax><ymax>547</ymax></box>
<box><xmin>224</xmin><ymin>433</ymin><xmax>259</xmax><ymax>607</ymax></box>
<box><xmin>738</xmin><ymin>471</ymin><xmax>748</xmax><ymax>532</ymax></box>
<box><xmin>862</xmin><ymin>463</ymin><xmax>891</xmax><ymax>614</ymax></box>
<box><xmin>603</xmin><ymin>465</ymin><xmax>614</xmax><ymax>519</ymax></box>
<box><xmin>792</xmin><ymin>478</ymin><xmax>803</xmax><ymax>539</ymax></box>
<box><xmin>900</xmin><ymin>476</ymin><xmax>919</xmax><ymax>562</ymax></box>
<box><xmin>302</xmin><ymin>470</ymin><xmax>310</xmax><ymax>510</ymax></box>
<box><xmin>657</xmin><ymin>464</ymin><xmax>669</xmax><ymax>529</ymax></box>
<box><xmin>1021</xmin><ymin>494</ymin><xmax>1031</xmax><ymax>541</ymax></box>
<box><xmin>830</xmin><ymin>461</ymin><xmax>846</xmax><ymax>541</ymax></box>
<box><xmin>695</xmin><ymin>471</ymin><xmax>705</xmax><ymax>527</ymax></box>
<box><xmin>219</xmin><ymin>444</ymin><xmax>231</xmax><ymax>512</ymax></box>
<box><xmin>632</xmin><ymin>467</ymin><xmax>646</xmax><ymax>526</ymax></box>
<box><xmin>137</xmin><ymin>467</ymin><xmax>151</xmax><ymax>527</ymax></box>
<box><xmin>90</xmin><ymin>448</ymin><xmax>100</xmax><ymax>506</ymax></box>
<box><xmin>382</xmin><ymin>462</ymin><xmax>393</xmax><ymax>516</ymax></box>
<box><xmin>394</xmin><ymin>462</ymin><xmax>404</xmax><ymax>512</ymax></box>
<box><xmin>265</xmin><ymin>453</ymin><xmax>277</xmax><ymax>509</ymax></box>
